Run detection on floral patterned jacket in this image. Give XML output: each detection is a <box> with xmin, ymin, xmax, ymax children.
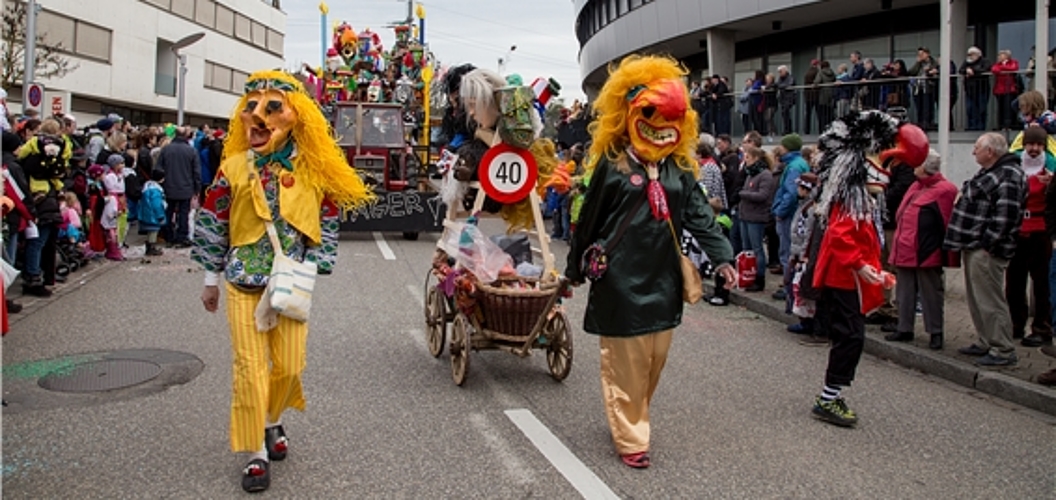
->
<box><xmin>191</xmin><ymin>165</ymin><xmax>340</xmax><ymax>288</ymax></box>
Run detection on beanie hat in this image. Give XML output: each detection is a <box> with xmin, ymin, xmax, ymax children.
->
<box><xmin>1023</xmin><ymin>126</ymin><xmax>1048</xmax><ymax>146</ymax></box>
<box><xmin>780</xmin><ymin>133</ymin><xmax>803</xmax><ymax>152</ymax></box>
<box><xmin>107</xmin><ymin>154</ymin><xmax>125</xmax><ymax>168</ymax></box>
<box><xmin>212</xmin><ymin>128</ymin><xmax>225</xmax><ymax>139</ymax></box>
<box><xmin>1</xmin><ymin>131</ymin><xmax>22</xmax><ymax>153</ymax></box>
<box><xmin>151</xmin><ymin>169</ymin><xmax>166</xmax><ymax>182</ymax></box>
<box><xmin>107</xmin><ymin>113</ymin><xmax>124</xmax><ymax>123</ymax></box>
<box><xmin>87</xmin><ymin>164</ymin><xmax>105</xmax><ymax>178</ymax></box>
<box><xmin>96</xmin><ymin>118</ymin><xmax>114</xmax><ymax>132</ymax></box>
<box><xmin>797</xmin><ymin>172</ymin><xmax>819</xmax><ymax>190</ymax></box>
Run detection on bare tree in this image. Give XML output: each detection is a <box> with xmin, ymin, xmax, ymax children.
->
<box><xmin>1</xmin><ymin>1</ymin><xmax>77</xmax><ymax>91</ymax></box>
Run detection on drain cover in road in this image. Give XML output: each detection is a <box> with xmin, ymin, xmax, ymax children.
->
<box><xmin>38</xmin><ymin>359</ymin><xmax>163</xmax><ymax>393</ymax></box>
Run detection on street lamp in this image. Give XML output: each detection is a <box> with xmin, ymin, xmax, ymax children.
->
<box><xmin>172</xmin><ymin>32</ymin><xmax>205</xmax><ymax>126</ymax></box>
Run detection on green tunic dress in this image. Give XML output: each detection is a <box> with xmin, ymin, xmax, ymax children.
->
<box><xmin>565</xmin><ymin>156</ymin><xmax>734</xmax><ymax>337</ymax></box>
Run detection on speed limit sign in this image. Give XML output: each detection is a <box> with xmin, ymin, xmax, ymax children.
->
<box><xmin>479</xmin><ymin>143</ymin><xmax>538</xmax><ymax>204</ymax></box>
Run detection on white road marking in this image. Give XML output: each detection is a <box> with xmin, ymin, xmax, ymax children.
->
<box><xmin>406</xmin><ymin>328</ymin><xmax>428</xmax><ymax>352</ymax></box>
<box><xmin>406</xmin><ymin>283</ymin><xmax>424</xmax><ymax>307</ymax></box>
<box><xmin>469</xmin><ymin>412</ymin><xmax>532</xmax><ymax>486</ymax></box>
<box><xmin>505</xmin><ymin>409</ymin><xmax>620</xmax><ymax>500</ymax></box>
<box><xmin>373</xmin><ymin>232</ymin><xmax>396</xmax><ymax>260</ymax></box>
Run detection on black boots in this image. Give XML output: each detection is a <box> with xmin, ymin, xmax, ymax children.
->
<box><xmin>745</xmin><ymin>276</ymin><xmax>765</xmax><ymax>292</ymax></box>
<box><xmin>145</xmin><ymin>243</ymin><xmax>164</xmax><ymax>257</ymax></box>
<box><xmin>929</xmin><ymin>333</ymin><xmax>944</xmax><ymax>350</ymax></box>
<box><xmin>21</xmin><ymin>275</ymin><xmax>52</xmax><ymax>297</ymax></box>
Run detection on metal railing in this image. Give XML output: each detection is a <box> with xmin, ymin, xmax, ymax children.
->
<box><xmin>693</xmin><ymin>70</ymin><xmax>1048</xmax><ymax>139</ymax></box>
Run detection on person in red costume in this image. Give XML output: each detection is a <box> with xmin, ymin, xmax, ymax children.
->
<box><xmin>808</xmin><ymin>111</ymin><xmax>929</xmax><ymax>427</ymax></box>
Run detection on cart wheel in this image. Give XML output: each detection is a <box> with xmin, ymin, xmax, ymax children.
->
<box><xmin>544</xmin><ymin>312</ymin><xmax>573</xmax><ymax>381</ymax></box>
<box><xmin>450</xmin><ymin>313</ymin><xmax>472</xmax><ymax>386</ymax></box>
<box><xmin>425</xmin><ymin>283</ymin><xmax>446</xmax><ymax>358</ymax></box>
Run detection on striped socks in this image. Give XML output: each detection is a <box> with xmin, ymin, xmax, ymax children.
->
<box><xmin>820</xmin><ymin>385</ymin><xmax>842</xmax><ymax>402</ymax></box>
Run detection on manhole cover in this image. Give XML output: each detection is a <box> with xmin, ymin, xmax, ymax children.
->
<box><xmin>38</xmin><ymin>359</ymin><xmax>163</xmax><ymax>393</ymax></box>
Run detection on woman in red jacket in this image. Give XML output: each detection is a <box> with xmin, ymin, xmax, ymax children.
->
<box><xmin>992</xmin><ymin>50</ymin><xmax>1021</xmax><ymax>130</ymax></box>
<box><xmin>885</xmin><ymin>150</ymin><xmax>958</xmax><ymax>349</ymax></box>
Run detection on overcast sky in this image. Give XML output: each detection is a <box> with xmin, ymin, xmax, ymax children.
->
<box><xmin>281</xmin><ymin>0</ymin><xmax>587</xmax><ymax>103</ymax></box>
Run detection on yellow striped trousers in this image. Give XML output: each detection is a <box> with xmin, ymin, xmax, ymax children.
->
<box><xmin>225</xmin><ymin>282</ymin><xmax>308</xmax><ymax>452</ymax></box>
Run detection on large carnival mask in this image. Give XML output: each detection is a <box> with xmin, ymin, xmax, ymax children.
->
<box><xmin>626</xmin><ymin>78</ymin><xmax>688</xmax><ymax>162</ymax></box>
<box><xmin>334</xmin><ymin>23</ymin><xmax>357</xmax><ymax>61</ymax></box>
<box><xmin>865</xmin><ymin>122</ymin><xmax>928</xmax><ymax>193</ymax></box>
<box><xmin>241</xmin><ymin>85</ymin><xmax>298</xmax><ymax>154</ymax></box>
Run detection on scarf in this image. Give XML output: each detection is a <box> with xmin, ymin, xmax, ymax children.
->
<box><xmin>254</xmin><ymin>140</ymin><xmax>295</xmax><ymax>171</ymax></box>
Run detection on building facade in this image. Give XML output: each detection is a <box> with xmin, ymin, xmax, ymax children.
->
<box><xmin>6</xmin><ymin>0</ymin><xmax>285</xmax><ymax>126</ymax></box>
<box><xmin>574</xmin><ymin>0</ymin><xmax>1051</xmax><ymax>99</ymax></box>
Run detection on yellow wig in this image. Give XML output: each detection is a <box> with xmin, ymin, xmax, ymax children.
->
<box><xmin>586</xmin><ymin>55</ymin><xmax>698</xmax><ymax>176</ymax></box>
<box><xmin>225</xmin><ymin>70</ymin><xmax>375</xmax><ymax>211</ymax></box>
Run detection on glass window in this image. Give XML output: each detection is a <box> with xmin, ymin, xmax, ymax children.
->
<box><xmin>235</xmin><ymin>14</ymin><xmax>252</xmax><ymax>41</ymax></box>
<box><xmin>75</xmin><ymin>22</ymin><xmax>111</xmax><ymax>61</ymax></box>
<box><xmin>211</xmin><ymin>64</ymin><xmax>232</xmax><ymax>91</ymax></box>
<box><xmin>630</xmin><ymin>0</ymin><xmax>643</xmax><ymax>9</ymax></box>
<box><xmin>195</xmin><ymin>0</ymin><xmax>215</xmax><ymax>28</ymax></box>
<box><xmin>767</xmin><ymin>53</ymin><xmax>792</xmax><ymax>75</ymax></box>
<box><xmin>266</xmin><ymin>29</ymin><xmax>284</xmax><ymax>55</ymax></box>
<box><xmin>894</xmin><ymin>30</ymin><xmax>940</xmax><ymax>63</ymax></box>
<box><xmin>734</xmin><ymin>58</ymin><xmax>762</xmax><ymax>89</ymax></box>
<box><xmin>37</xmin><ymin>10</ymin><xmax>76</xmax><ymax>52</ymax></box>
<box><xmin>616</xmin><ymin>0</ymin><xmax>627</xmax><ymax>17</ymax></box>
<box><xmin>251</xmin><ymin>21</ymin><xmax>267</xmax><ymax>47</ymax></box>
<box><xmin>231</xmin><ymin>70</ymin><xmax>249</xmax><ymax>94</ymax></box>
<box><xmin>144</xmin><ymin>0</ymin><xmax>171</xmax><ymax>8</ymax></box>
<box><xmin>215</xmin><ymin>5</ymin><xmax>234</xmax><ymax>37</ymax></box>
<box><xmin>170</xmin><ymin>0</ymin><xmax>195</xmax><ymax>20</ymax></box>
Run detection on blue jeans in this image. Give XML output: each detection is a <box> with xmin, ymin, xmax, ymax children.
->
<box><xmin>965</xmin><ymin>91</ymin><xmax>989</xmax><ymax>131</ymax></box>
<box><xmin>776</xmin><ymin>216</ymin><xmax>792</xmax><ymax>269</ymax></box>
<box><xmin>729</xmin><ymin>212</ymin><xmax>743</xmax><ymax>255</ymax></box>
<box><xmin>24</xmin><ymin>224</ymin><xmax>54</xmax><ymax>277</ymax></box>
<box><xmin>164</xmin><ymin>198</ymin><xmax>192</xmax><ymax>243</ymax></box>
<box><xmin>738</xmin><ymin>220</ymin><xmax>767</xmax><ymax>277</ymax></box>
<box><xmin>4</xmin><ymin>231</ymin><xmax>18</xmax><ymax>265</ymax></box>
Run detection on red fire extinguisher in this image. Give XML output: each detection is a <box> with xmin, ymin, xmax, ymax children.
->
<box><xmin>736</xmin><ymin>251</ymin><xmax>757</xmax><ymax>289</ymax></box>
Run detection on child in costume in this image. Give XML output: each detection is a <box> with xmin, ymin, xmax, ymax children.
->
<box><xmin>191</xmin><ymin>70</ymin><xmax>373</xmax><ymax>493</ymax></box>
<box><xmin>809</xmin><ymin>111</ymin><xmax>927</xmax><ymax>427</ymax></box>
<box><xmin>565</xmin><ymin>55</ymin><xmax>736</xmax><ymax>468</ymax></box>
<box><xmin>99</xmin><ymin>185</ymin><xmax>122</xmax><ymax>261</ymax></box>
<box><xmin>137</xmin><ymin>169</ymin><xmax>167</xmax><ymax>257</ymax></box>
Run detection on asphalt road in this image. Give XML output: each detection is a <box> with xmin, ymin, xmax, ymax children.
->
<box><xmin>3</xmin><ymin>228</ymin><xmax>1055</xmax><ymax>499</ymax></box>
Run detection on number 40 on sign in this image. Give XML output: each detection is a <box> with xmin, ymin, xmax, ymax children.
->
<box><xmin>479</xmin><ymin>143</ymin><xmax>538</xmax><ymax>204</ymax></box>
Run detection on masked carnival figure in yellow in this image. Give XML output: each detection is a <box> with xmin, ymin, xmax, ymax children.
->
<box><xmin>565</xmin><ymin>56</ymin><xmax>736</xmax><ymax>469</ymax></box>
<box><xmin>192</xmin><ymin>70</ymin><xmax>373</xmax><ymax>492</ymax></box>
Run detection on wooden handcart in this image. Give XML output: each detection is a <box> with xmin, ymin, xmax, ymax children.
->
<box><xmin>422</xmin><ymin>183</ymin><xmax>573</xmax><ymax>386</ymax></box>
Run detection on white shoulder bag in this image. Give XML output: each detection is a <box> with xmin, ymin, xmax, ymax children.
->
<box><xmin>249</xmin><ymin>166</ymin><xmax>318</xmax><ymax>331</ymax></box>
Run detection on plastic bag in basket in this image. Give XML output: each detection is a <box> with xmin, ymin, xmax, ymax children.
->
<box><xmin>442</xmin><ymin>217</ymin><xmax>513</xmax><ymax>283</ymax></box>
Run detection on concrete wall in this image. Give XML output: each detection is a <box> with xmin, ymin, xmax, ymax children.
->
<box><xmin>25</xmin><ymin>0</ymin><xmax>284</xmax><ymax>120</ymax></box>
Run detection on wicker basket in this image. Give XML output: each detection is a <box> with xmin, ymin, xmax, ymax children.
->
<box><xmin>476</xmin><ymin>277</ymin><xmax>561</xmax><ymax>338</ymax></box>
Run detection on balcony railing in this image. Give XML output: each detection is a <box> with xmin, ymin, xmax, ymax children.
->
<box><xmin>694</xmin><ymin>70</ymin><xmax>1046</xmax><ymax>139</ymax></box>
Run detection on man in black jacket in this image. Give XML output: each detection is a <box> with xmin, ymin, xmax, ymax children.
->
<box><xmin>156</xmin><ymin>127</ymin><xmax>201</xmax><ymax>247</ymax></box>
<box><xmin>960</xmin><ymin>47</ymin><xmax>992</xmax><ymax>131</ymax></box>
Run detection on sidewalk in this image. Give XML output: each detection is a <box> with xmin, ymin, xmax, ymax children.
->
<box><xmin>704</xmin><ymin>268</ymin><xmax>1056</xmax><ymax>416</ymax></box>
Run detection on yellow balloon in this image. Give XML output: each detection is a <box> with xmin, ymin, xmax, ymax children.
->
<box><xmin>416</xmin><ymin>3</ymin><xmax>426</xmax><ymax>19</ymax></box>
<box><xmin>319</xmin><ymin>1</ymin><xmax>329</xmax><ymax>14</ymax></box>
<box><xmin>422</xmin><ymin>66</ymin><xmax>434</xmax><ymax>83</ymax></box>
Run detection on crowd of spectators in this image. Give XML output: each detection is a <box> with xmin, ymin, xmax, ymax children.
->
<box><xmin>691</xmin><ymin>46</ymin><xmax>1051</xmax><ymax>139</ymax></box>
<box><xmin>0</xmin><ymin>95</ymin><xmax>223</xmax><ymax>317</ymax></box>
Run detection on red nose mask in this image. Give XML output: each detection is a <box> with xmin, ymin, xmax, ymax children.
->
<box><xmin>879</xmin><ymin>123</ymin><xmax>929</xmax><ymax>168</ymax></box>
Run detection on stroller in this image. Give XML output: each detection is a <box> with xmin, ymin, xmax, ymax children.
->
<box><xmin>56</xmin><ymin>226</ymin><xmax>90</xmax><ymax>277</ymax></box>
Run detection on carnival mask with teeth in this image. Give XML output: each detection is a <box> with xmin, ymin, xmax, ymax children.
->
<box><xmin>241</xmin><ymin>88</ymin><xmax>297</xmax><ymax>155</ymax></box>
<box><xmin>626</xmin><ymin>78</ymin><xmax>687</xmax><ymax>162</ymax></box>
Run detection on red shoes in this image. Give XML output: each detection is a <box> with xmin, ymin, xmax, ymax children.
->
<box><xmin>620</xmin><ymin>451</ymin><xmax>650</xmax><ymax>469</ymax></box>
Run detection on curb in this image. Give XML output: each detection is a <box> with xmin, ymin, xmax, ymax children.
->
<box><xmin>704</xmin><ymin>283</ymin><xmax>1056</xmax><ymax>417</ymax></box>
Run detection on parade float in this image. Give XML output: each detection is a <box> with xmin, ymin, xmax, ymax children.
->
<box><xmin>302</xmin><ymin>4</ymin><xmax>439</xmax><ymax>239</ymax></box>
